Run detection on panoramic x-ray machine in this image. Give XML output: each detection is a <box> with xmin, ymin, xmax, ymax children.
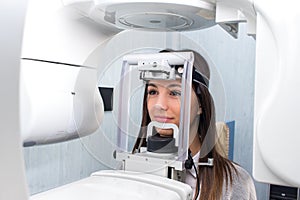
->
<box><xmin>1</xmin><ymin>0</ymin><xmax>300</xmax><ymax>199</ymax></box>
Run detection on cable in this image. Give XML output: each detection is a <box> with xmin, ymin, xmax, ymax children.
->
<box><xmin>185</xmin><ymin>149</ymin><xmax>200</xmax><ymax>200</ymax></box>
<box><xmin>193</xmin><ymin>162</ymin><xmax>200</xmax><ymax>200</ymax></box>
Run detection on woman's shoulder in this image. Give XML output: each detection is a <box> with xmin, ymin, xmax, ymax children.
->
<box><xmin>232</xmin><ymin>163</ymin><xmax>252</xmax><ymax>180</ymax></box>
<box><xmin>223</xmin><ymin>163</ymin><xmax>257</xmax><ymax>200</ymax></box>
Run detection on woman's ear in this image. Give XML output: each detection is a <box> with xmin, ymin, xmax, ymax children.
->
<box><xmin>197</xmin><ymin>106</ymin><xmax>202</xmax><ymax>115</ymax></box>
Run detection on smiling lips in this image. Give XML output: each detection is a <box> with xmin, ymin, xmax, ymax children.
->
<box><xmin>154</xmin><ymin>116</ymin><xmax>174</xmax><ymax>123</ymax></box>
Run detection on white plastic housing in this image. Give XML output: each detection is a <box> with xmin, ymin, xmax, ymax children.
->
<box><xmin>215</xmin><ymin>0</ymin><xmax>256</xmax><ymax>36</ymax></box>
<box><xmin>65</xmin><ymin>0</ymin><xmax>216</xmax><ymax>31</ymax></box>
<box><xmin>253</xmin><ymin>0</ymin><xmax>300</xmax><ymax>187</ymax></box>
<box><xmin>0</xmin><ymin>0</ymin><xmax>29</xmax><ymax>199</ymax></box>
<box><xmin>20</xmin><ymin>0</ymin><xmax>120</xmax><ymax>145</ymax></box>
<box><xmin>22</xmin><ymin>0</ymin><xmax>120</xmax><ymax>67</ymax></box>
<box><xmin>30</xmin><ymin>170</ymin><xmax>192</xmax><ymax>200</ymax></box>
<box><xmin>20</xmin><ymin>59</ymin><xmax>104</xmax><ymax>146</ymax></box>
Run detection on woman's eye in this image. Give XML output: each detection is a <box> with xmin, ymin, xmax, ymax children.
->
<box><xmin>170</xmin><ymin>90</ymin><xmax>181</xmax><ymax>96</ymax></box>
<box><xmin>147</xmin><ymin>89</ymin><xmax>158</xmax><ymax>95</ymax></box>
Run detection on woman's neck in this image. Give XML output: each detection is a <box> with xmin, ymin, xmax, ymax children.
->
<box><xmin>189</xmin><ymin>115</ymin><xmax>201</xmax><ymax>156</ymax></box>
<box><xmin>189</xmin><ymin>136</ymin><xmax>201</xmax><ymax>156</ymax></box>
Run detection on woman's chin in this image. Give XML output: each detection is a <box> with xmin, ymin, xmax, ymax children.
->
<box><xmin>156</xmin><ymin>128</ymin><xmax>173</xmax><ymax>137</ymax></box>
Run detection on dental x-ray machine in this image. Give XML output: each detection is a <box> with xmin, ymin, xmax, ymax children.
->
<box><xmin>1</xmin><ymin>0</ymin><xmax>300</xmax><ymax>199</ymax></box>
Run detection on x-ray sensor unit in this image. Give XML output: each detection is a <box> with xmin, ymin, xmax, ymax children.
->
<box><xmin>2</xmin><ymin>0</ymin><xmax>300</xmax><ymax>199</ymax></box>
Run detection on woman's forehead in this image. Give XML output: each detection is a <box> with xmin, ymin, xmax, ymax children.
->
<box><xmin>148</xmin><ymin>79</ymin><xmax>181</xmax><ymax>88</ymax></box>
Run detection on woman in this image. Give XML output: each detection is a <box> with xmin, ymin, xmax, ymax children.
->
<box><xmin>133</xmin><ymin>49</ymin><xmax>257</xmax><ymax>200</ymax></box>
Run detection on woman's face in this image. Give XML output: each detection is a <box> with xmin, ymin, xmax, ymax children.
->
<box><xmin>146</xmin><ymin>79</ymin><xmax>201</xmax><ymax>137</ymax></box>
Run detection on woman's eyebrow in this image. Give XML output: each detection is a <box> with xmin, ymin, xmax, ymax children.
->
<box><xmin>167</xmin><ymin>83</ymin><xmax>182</xmax><ymax>88</ymax></box>
<box><xmin>147</xmin><ymin>83</ymin><xmax>158</xmax><ymax>88</ymax></box>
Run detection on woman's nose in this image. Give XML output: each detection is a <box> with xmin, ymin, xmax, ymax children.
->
<box><xmin>155</xmin><ymin>94</ymin><xmax>169</xmax><ymax>110</ymax></box>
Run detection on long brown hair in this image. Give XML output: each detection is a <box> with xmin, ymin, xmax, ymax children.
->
<box><xmin>132</xmin><ymin>49</ymin><xmax>237</xmax><ymax>200</ymax></box>
<box><xmin>195</xmin><ymin>80</ymin><xmax>237</xmax><ymax>200</ymax></box>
